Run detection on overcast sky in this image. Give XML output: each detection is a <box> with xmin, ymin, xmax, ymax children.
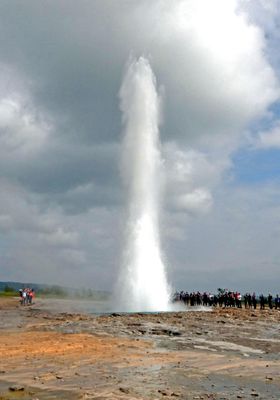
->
<box><xmin>0</xmin><ymin>0</ymin><xmax>280</xmax><ymax>293</ymax></box>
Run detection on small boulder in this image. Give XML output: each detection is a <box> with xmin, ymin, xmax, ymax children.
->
<box><xmin>9</xmin><ymin>385</ymin><xmax>25</xmax><ymax>392</ymax></box>
<box><xmin>119</xmin><ymin>387</ymin><xmax>130</xmax><ymax>394</ymax></box>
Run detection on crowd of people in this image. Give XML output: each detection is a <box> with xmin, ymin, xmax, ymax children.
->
<box><xmin>173</xmin><ymin>290</ymin><xmax>280</xmax><ymax>310</ymax></box>
<box><xmin>19</xmin><ymin>288</ymin><xmax>35</xmax><ymax>305</ymax></box>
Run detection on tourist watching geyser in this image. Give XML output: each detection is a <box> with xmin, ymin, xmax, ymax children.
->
<box><xmin>173</xmin><ymin>290</ymin><xmax>280</xmax><ymax>309</ymax></box>
<box><xmin>19</xmin><ymin>288</ymin><xmax>35</xmax><ymax>305</ymax></box>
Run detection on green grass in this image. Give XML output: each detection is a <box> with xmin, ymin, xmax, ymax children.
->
<box><xmin>0</xmin><ymin>291</ymin><xmax>18</xmax><ymax>297</ymax></box>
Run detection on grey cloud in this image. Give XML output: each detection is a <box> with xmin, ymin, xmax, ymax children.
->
<box><xmin>0</xmin><ymin>134</ymin><xmax>120</xmax><ymax>208</ymax></box>
<box><xmin>0</xmin><ymin>1</ymin><xmax>278</xmax><ymax>148</ymax></box>
<box><xmin>254</xmin><ymin>120</ymin><xmax>280</xmax><ymax>149</ymax></box>
<box><xmin>163</xmin><ymin>183</ymin><xmax>280</xmax><ymax>293</ymax></box>
<box><xmin>0</xmin><ymin>179</ymin><xmax>121</xmax><ymax>288</ymax></box>
<box><xmin>0</xmin><ymin>1</ymin><xmax>124</xmax><ymax>143</ymax></box>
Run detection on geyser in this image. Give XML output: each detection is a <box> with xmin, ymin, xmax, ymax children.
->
<box><xmin>117</xmin><ymin>57</ymin><xmax>171</xmax><ymax>312</ymax></box>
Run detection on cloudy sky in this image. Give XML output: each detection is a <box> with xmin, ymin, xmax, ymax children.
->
<box><xmin>0</xmin><ymin>0</ymin><xmax>280</xmax><ymax>293</ymax></box>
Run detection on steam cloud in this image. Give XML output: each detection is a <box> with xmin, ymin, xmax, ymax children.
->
<box><xmin>116</xmin><ymin>57</ymin><xmax>171</xmax><ymax>311</ymax></box>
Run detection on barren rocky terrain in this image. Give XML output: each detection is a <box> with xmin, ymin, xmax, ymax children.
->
<box><xmin>0</xmin><ymin>297</ymin><xmax>280</xmax><ymax>399</ymax></box>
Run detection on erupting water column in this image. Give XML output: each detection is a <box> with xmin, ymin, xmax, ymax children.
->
<box><xmin>117</xmin><ymin>57</ymin><xmax>171</xmax><ymax>312</ymax></box>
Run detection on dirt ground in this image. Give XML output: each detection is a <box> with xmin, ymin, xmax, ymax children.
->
<box><xmin>0</xmin><ymin>297</ymin><xmax>280</xmax><ymax>399</ymax></box>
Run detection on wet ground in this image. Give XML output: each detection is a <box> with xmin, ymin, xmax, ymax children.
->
<box><xmin>0</xmin><ymin>297</ymin><xmax>280</xmax><ymax>399</ymax></box>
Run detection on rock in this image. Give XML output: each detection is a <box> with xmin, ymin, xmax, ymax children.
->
<box><xmin>9</xmin><ymin>385</ymin><xmax>25</xmax><ymax>392</ymax></box>
<box><xmin>265</xmin><ymin>376</ymin><xmax>273</xmax><ymax>380</ymax></box>
<box><xmin>56</xmin><ymin>375</ymin><xmax>63</xmax><ymax>379</ymax></box>
<box><xmin>158</xmin><ymin>389</ymin><xmax>170</xmax><ymax>396</ymax></box>
<box><xmin>119</xmin><ymin>387</ymin><xmax>130</xmax><ymax>394</ymax></box>
<box><xmin>251</xmin><ymin>393</ymin><xmax>259</xmax><ymax>397</ymax></box>
<box><xmin>170</xmin><ymin>330</ymin><xmax>181</xmax><ymax>336</ymax></box>
<box><xmin>151</xmin><ymin>328</ymin><xmax>182</xmax><ymax>336</ymax></box>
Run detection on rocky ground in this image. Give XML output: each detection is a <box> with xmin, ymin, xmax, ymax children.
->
<box><xmin>0</xmin><ymin>297</ymin><xmax>280</xmax><ymax>399</ymax></box>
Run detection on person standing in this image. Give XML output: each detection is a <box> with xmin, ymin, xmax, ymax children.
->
<box><xmin>260</xmin><ymin>294</ymin><xmax>265</xmax><ymax>310</ymax></box>
<box><xmin>252</xmin><ymin>293</ymin><xmax>257</xmax><ymax>309</ymax></box>
<box><xmin>268</xmin><ymin>294</ymin><xmax>273</xmax><ymax>310</ymax></box>
<box><xmin>275</xmin><ymin>294</ymin><xmax>279</xmax><ymax>309</ymax></box>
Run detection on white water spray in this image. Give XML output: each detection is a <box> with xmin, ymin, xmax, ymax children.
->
<box><xmin>117</xmin><ymin>57</ymin><xmax>171</xmax><ymax>312</ymax></box>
